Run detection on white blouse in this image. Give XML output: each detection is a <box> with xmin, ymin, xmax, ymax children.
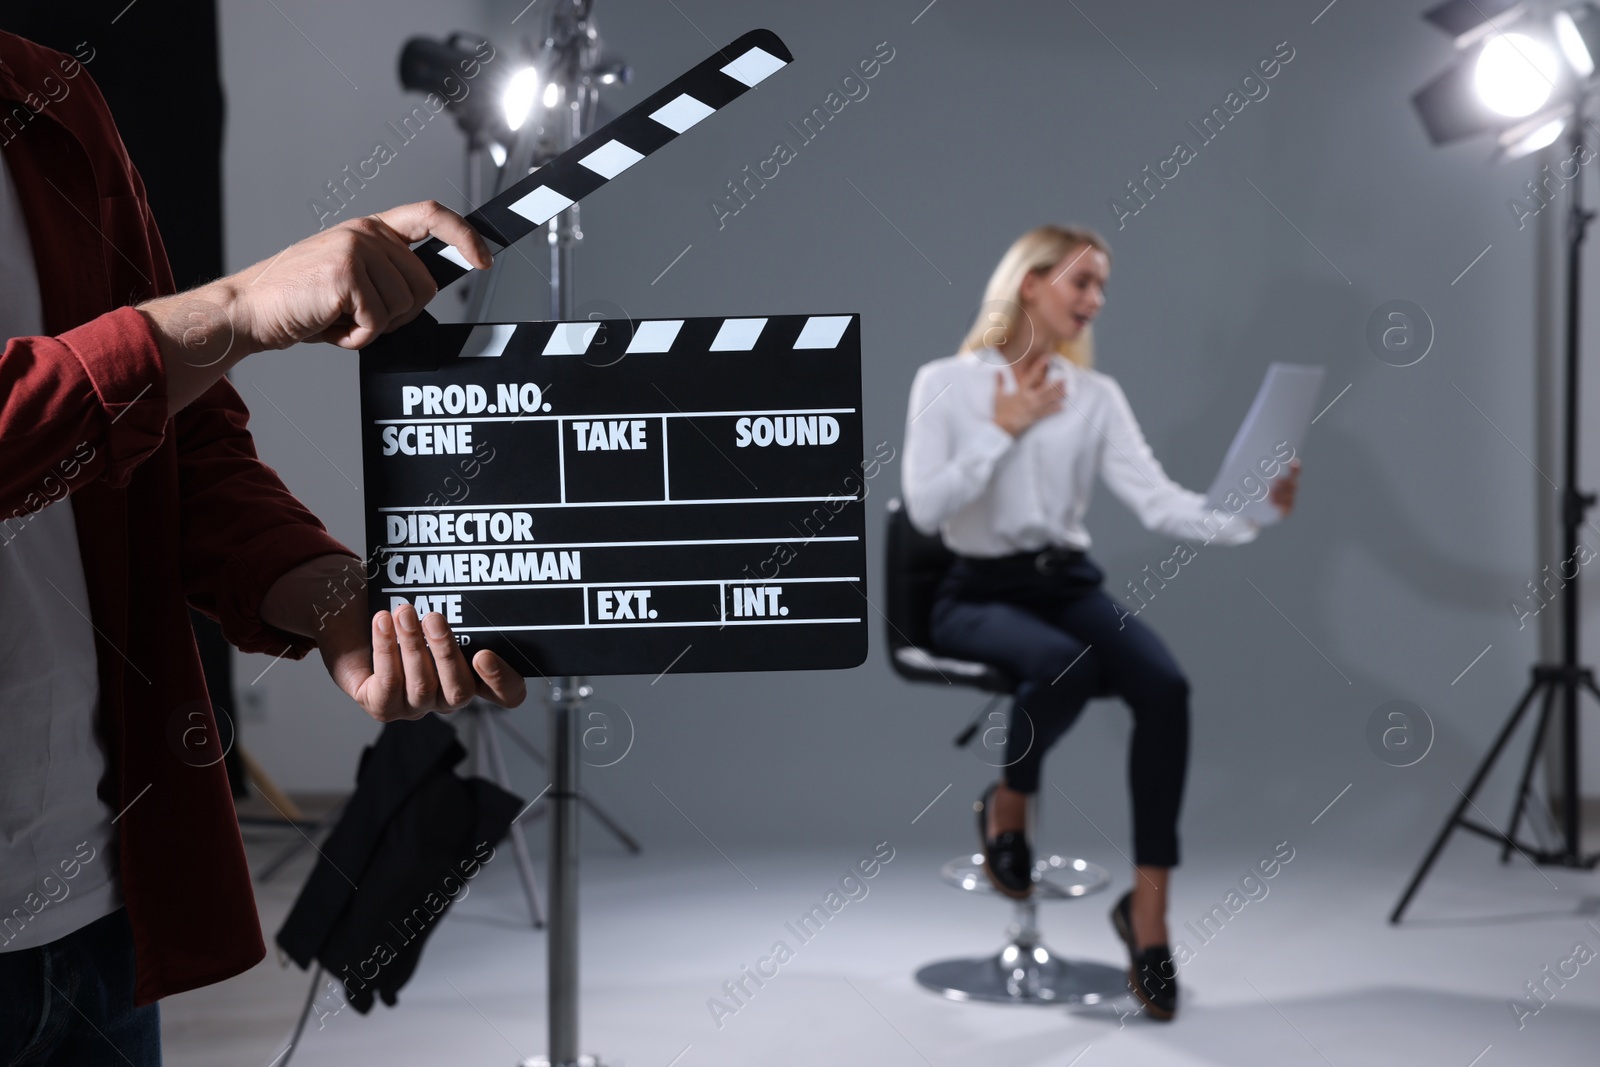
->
<box><xmin>901</xmin><ymin>349</ymin><xmax>1258</xmax><ymax>557</ymax></box>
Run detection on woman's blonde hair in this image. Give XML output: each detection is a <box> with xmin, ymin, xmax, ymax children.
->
<box><xmin>959</xmin><ymin>225</ymin><xmax>1111</xmax><ymax>369</ymax></box>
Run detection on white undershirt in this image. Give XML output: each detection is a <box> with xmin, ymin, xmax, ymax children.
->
<box><xmin>0</xmin><ymin>152</ymin><xmax>121</xmax><ymax>952</ymax></box>
<box><xmin>901</xmin><ymin>349</ymin><xmax>1258</xmax><ymax>556</ymax></box>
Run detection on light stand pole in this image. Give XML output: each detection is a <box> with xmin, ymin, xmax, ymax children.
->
<box><xmin>521</xmin><ymin>6</ymin><xmax>611</xmax><ymax>1065</ymax></box>
<box><xmin>1392</xmin><ymin>102</ymin><xmax>1600</xmax><ymax>923</ymax></box>
<box><xmin>535</xmin><ymin>677</ymin><xmax>590</xmax><ymax>1067</ymax></box>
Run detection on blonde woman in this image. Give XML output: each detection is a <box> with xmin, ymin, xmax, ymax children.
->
<box><xmin>901</xmin><ymin>225</ymin><xmax>1299</xmax><ymax>1020</ymax></box>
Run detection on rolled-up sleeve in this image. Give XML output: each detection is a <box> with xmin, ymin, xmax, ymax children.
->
<box><xmin>0</xmin><ymin>306</ymin><xmax>169</xmax><ymax>517</ymax></box>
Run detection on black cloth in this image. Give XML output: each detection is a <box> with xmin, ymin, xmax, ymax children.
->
<box><xmin>276</xmin><ymin>714</ymin><xmax>523</xmax><ymax>1012</ymax></box>
<box><xmin>0</xmin><ymin>0</ymin><xmax>225</xmax><ymax>290</ymax></box>
<box><xmin>931</xmin><ymin>551</ymin><xmax>1191</xmax><ymax>867</ymax></box>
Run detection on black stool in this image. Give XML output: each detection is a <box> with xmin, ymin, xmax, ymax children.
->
<box><xmin>885</xmin><ymin>498</ymin><xmax>1127</xmax><ymax>1005</ymax></box>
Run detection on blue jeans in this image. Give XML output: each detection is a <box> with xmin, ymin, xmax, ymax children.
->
<box><xmin>930</xmin><ymin>551</ymin><xmax>1190</xmax><ymax>867</ymax></box>
<box><xmin>0</xmin><ymin>908</ymin><xmax>160</xmax><ymax>1067</ymax></box>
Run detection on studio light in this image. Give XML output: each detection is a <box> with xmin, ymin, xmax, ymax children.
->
<box><xmin>1395</xmin><ymin>0</ymin><xmax>1600</xmax><ymax>922</ymax></box>
<box><xmin>1423</xmin><ymin>0</ymin><xmax>1525</xmax><ymax>47</ymax></box>
<box><xmin>1408</xmin><ymin>0</ymin><xmax>1600</xmax><ymax>153</ymax></box>
<box><xmin>1475</xmin><ymin>32</ymin><xmax>1558</xmax><ymax>115</ymax></box>
<box><xmin>398</xmin><ymin>32</ymin><xmax>542</xmax><ymax>143</ymax></box>
<box><xmin>1498</xmin><ymin>111</ymin><xmax>1570</xmax><ymax>157</ymax></box>
<box><xmin>394</xmin><ymin>1</ymin><xmax>631</xmax><ymax>329</ymax></box>
<box><xmin>502</xmin><ymin>66</ymin><xmax>540</xmax><ymax>131</ymax></box>
<box><xmin>1557</xmin><ymin>9</ymin><xmax>1596</xmax><ymax>75</ymax></box>
<box><xmin>398</xmin><ymin>33</ymin><xmax>490</xmax><ymax>103</ymax></box>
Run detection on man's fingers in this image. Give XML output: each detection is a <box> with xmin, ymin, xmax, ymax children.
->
<box><xmin>363</xmin><ymin>252</ymin><xmax>419</xmax><ymax>326</ymax></box>
<box><xmin>325</xmin><ymin>243</ymin><xmax>435</xmax><ymax>343</ymax></box>
<box><xmin>472</xmin><ymin>650</ymin><xmax>528</xmax><ymax>707</ymax></box>
<box><xmin>372</xmin><ymin>200</ymin><xmax>495</xmax><ymax>270</ymax></box>
<box><xmin>367</xmin><ymin>611</ymin><xmax>406</xmax><ymax>720</ymax></box>
<box><xmin>421</xmin><ymin>612</ymin><xmax>477</xmax><ymax>708</ymax></box>
<box><xmin>379</xmin><ymin>237</ymin><xmax>439</xmax><ymax>315</ymax></box>
<box><xmin>391</xmin><ymin>602</ymin><xmax>440</xmax><ymax>708</ymax></box>
<box><xmin>339</xmin><ymin>260</ymin><xmax>390</xmax><ymax>347</ymax></box>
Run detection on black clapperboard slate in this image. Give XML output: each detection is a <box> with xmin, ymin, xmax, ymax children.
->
<box><xmin>359</xmin><ymin>30</ymin><xmax>868</xmax><ymax>677</ymax></box>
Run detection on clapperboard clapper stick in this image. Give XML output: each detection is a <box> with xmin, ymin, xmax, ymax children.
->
<box><xmin>370</xmin><ymin>28</ymin><xmax>795</xmax><ymax>302</ymax></box>
<box><xmin>359</xmin><ymin>27</ymin><xmax>868</xmax><ymax>679</ymax></box>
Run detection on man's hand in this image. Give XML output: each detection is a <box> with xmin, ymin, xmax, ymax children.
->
<box><xmin>326</xmin><ymin>601</ymin><xmax>527</xmax><ymax>722</ymax></box>
<box><xmin>229</xmin><ymin>202</ymin><xmax>493</xmax><ymax>352</ymax></box>
<box><xmin>138</xmin><ymin>201</ymin><xmax>495</xmax><ymax>416</ymax></box>
<box><xmin>259</xmin><ymin>554</ymin><xmax>526</xmax><ymax>722</ymax></box>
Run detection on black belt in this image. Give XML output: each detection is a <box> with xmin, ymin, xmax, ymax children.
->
<box><xmin>960</xmin><ymin>546</ymin><xmax>1087</xmax><ymax>577</ymax></box>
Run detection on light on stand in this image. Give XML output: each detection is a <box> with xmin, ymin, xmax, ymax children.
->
<box><xmin>1497</xmin><ymin>111</ymin><xmax>1570</xmax><ymax>159</ymax></box>
<box><xmin>1475</xmin><ymin>32</ymin><xmax>1559</xmax><ymax>115</ymax></box>
<box><xmin>503</xmin><ymin>66</ymin><xmax>541</xmax><ymax>131</ymax></box>
<box><xmin>401</xmin><ymin>14</ymin><xmax>639</xmax><ymax>1063</ymax></box>
<box><xmin>1424</xmin><ymin>0</ymin><xmax>1526</xmax><ymax>47</ymax></box>
<box><xmin>1558</xmin><ymin>4</ymin><xmax>1600</xmax><ymax>77</ymax></box>
<box><xmin>1557</xmin><ymin>9</ymin><xmax>1596</xmax><ymax>76</ymax></box>
<box><xmin>1394</xmin><ymin>0</ymin><xmax>1600</xmax><ymax>922</ymax></box>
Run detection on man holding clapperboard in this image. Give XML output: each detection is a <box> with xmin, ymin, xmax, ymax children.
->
<box><xmin>0</xmin><ymin>29</ymin><xmax>512</xmax><ymax>1063</ymax></box>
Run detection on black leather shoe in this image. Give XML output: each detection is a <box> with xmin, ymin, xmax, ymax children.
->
<box><xmin>975</xmin><ymin>782</ymin><xmax>1033</xmax><ymax>899</ymax></box>
<box><xmin>1110</xmin><ymin>890</ymin><xmax>1178</xmax><ymax>1021</ymax></box>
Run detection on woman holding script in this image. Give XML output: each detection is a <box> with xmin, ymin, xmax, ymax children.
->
<box><xmin>901</xmin><ymin>224</ymin><xmax>1300</xmax><ymax>1020</ymax></box>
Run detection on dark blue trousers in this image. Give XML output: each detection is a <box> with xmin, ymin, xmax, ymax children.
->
<box><xmin>0</xmin><ymin>908</ymin><xmax>160</xmax><ymax>1066</ymax></box>
<box><xmin>930</xmin><ymin>551</ymin><xmax>1190</xmax><ymax>867</ymax></box>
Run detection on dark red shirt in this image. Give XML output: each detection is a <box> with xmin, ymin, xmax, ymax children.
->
<box><xmin>0</xmin><ymin>31</ymin><xmax>356</xmax><ymax>1003</ymax></box>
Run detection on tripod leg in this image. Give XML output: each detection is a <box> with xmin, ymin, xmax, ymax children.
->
<box><xmin>255</xmin><ymin>800</ymin><xmax>348</xmax><ymax>884</ymax></box>
<box><xmin>482</xmin><ymin>713</ymin><xmax>547</xmax><ymax>929</ymax></box>
<box><xmin>1502</xmin><ymin>683</ymin><xmax>1558</xmax><ymax>863</ymax></box>
<box><xmin>493</xmin><ymin>705</ymin><xmax>641</xmax><ymax>851</ymax></box>
<box><xmin>491</xmin><ymin>713</ymin><xmax>549</xmax><ymax>768</ymax></box>
<box><xmin>579</xmin><ymin>794</ymin><xmax>643</xmax><ymax>853</ymax></box>
<box><xmin>1390</xmin><ymin>675</ymin><xmax>1547</xmax><ymax>924</ymax></box>
<box><xmin>270</xmin><ymin>964</ymin><xmax>326</xmax><ymax>1067</ymax></box>
<box><xmin>954</xmin><ymin>693</ymin><xmax>1005</xmax><ymax>748</ymax></box>
<box><xmin>1583</xmin><ymin>676</ymin><xmax>1600</xmax><ymax>706</ymax></box>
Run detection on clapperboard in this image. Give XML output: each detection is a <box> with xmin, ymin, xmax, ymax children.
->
<box><xmin>360</xmin><ymin>30</ymin><xmax>868</xmax><ymax>677</ymax></box>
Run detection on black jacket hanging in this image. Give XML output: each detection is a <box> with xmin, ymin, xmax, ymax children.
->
<box><xmin>276</xmin><ymin>713</ymin><xmax>524</xmax><ymax>1012</ymax></box>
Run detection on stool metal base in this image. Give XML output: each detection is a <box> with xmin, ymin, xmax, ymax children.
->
<box><xmin>519</xmin><ymin>1057</ymin><xmax>605</xmax><ymax>1067</ymax></box>
<box><xmin>917</xmin><ymin>853</ymin><xmax>1128</xmax><ymax>1006</ymax></box>
<box><xmin>916</xmin><ymin>951</ymin><xmax>1128</xmax><ymax>1005</ymax></box>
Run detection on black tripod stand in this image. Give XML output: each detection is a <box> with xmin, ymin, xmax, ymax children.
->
<box><xmin>1391</xmin><ymin>117</ymin><xmax>1600</xmax><ymax>924</ymax></box>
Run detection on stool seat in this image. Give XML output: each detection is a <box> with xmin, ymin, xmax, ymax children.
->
<box><xmin>891</xmin><ymin>645</ymin><xmax>1014</xmax><ymax>691</ymax></box>
<box><xmin>940</xmin><ymin>853</ymin><xmax>1111</xmax><ymax>900</ymax></box>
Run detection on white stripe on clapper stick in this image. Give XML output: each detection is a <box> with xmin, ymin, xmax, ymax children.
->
<box><xmin>400</xmin><ymin>32</ymin><xmax>792</xmax><ymax>291</ymax></box>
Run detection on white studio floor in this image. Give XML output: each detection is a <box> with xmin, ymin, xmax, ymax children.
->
<box><xmin>156</xmin><ymin>821</ymin><xmax>1600</xmax><ymax>1067</ymax></box>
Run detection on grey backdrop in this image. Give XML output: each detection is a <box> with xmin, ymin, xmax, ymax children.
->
<box><xmin>219</xmin><ymin>0</ymin><xmax>1592</xmax><ymax>867</ymax></box>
